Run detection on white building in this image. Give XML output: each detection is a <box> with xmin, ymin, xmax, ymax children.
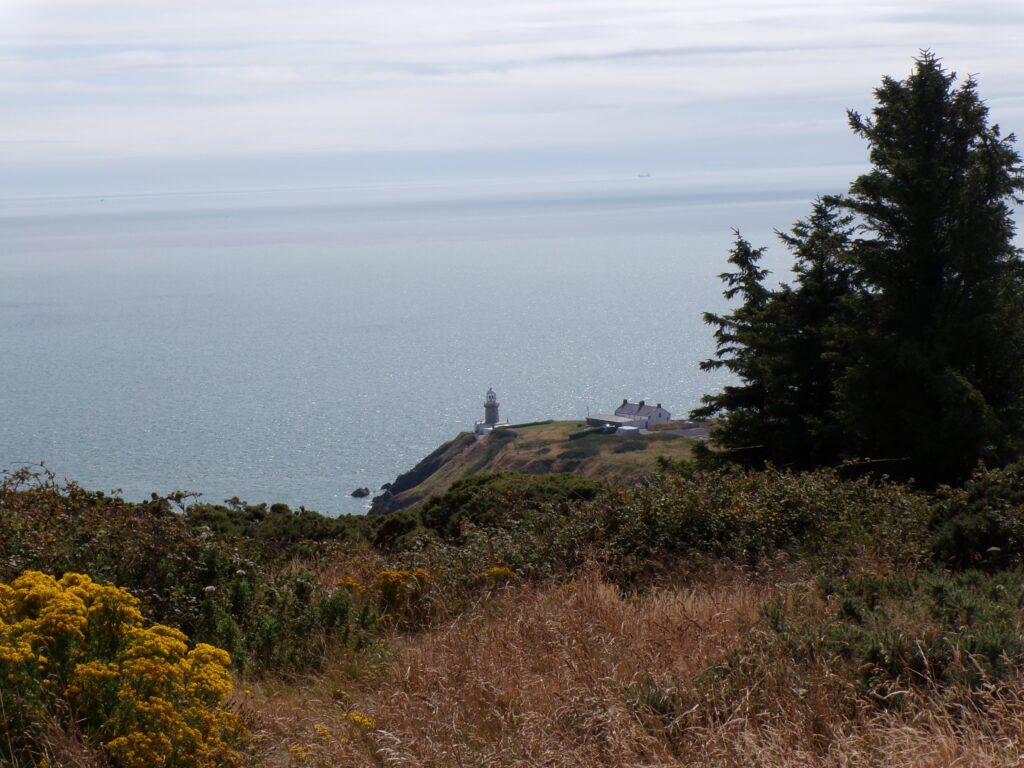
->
<box><xmin>586</xmin><ymin>399</ymin><xmax>671</xmax><ymax>430</ymax></box>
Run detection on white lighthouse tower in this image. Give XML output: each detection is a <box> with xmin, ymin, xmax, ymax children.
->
<box><xmin>475</xmin><ymin>387</ymin><xmax>509</xmax><ymax>435</ymax></box>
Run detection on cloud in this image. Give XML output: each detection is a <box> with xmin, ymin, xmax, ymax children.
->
<box><xmin>0</xmin><ymin>0</ymin><xmax>1022</xmax><ymax>193</ymax></box>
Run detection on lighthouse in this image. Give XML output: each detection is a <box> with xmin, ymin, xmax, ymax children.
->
<box><xmin>483</xmin><ymin>387</ymin><xmax>500</xmax><ymax>425</ymax></box>
<box><xmin>475</xmin><ymin>387</ymin><xmax>509</xmax><ymax>435</ymax></box>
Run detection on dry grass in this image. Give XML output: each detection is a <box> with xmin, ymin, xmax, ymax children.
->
<box><xmin>246</xmin><ymin>572</ymin><xmax>1024</xmax><ymax>768</ymax></box>
<box><xmin>369</xmin><ymin>570</ymin><xmax>764</xmax><ymax>768</ymax></box>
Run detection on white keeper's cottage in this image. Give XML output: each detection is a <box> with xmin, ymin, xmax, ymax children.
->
<box><xmin>586</xmin><ymin>399</ymin><xmax>672</xmax><ymax>430</ymax></box>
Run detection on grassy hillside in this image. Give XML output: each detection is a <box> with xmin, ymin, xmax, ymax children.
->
<box><xmin>7</xmin><ymin>462</ymin><xmax>1024</xmax><ymax>767</ymax></box>
<box><xmin>371</xmin><ymin>420</ymin><xmax>696</xmax><ymax>515</ymax></box>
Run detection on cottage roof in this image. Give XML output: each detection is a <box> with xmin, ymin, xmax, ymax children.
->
<box><xmin>614</xmin><ymin>400</ymin><xmax>663</xmax><ymax>418</ymax></box>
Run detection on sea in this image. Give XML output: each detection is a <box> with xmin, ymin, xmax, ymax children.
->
<box><xmin>1</xmin><ymin>172</ymin><xmax>848</xmax><ymax>515</ymax></box>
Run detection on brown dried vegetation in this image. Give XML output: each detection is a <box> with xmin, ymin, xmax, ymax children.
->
<box><xmin>248</xmin><ymin>572</ymin><xmax>1024</xmax><ymax>768</ymax></box>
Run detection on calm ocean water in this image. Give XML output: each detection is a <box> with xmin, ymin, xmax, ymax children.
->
<box><xmin>1</xmin><ymin>176</ymin><xmax>832</xmax><ymax>514</ymax></box>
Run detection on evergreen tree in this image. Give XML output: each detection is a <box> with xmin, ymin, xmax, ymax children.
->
<box><xmin>835</xmin><ymin>51</ymin><xmax>1024</xmax><ymax>484</ymax></box>
<box><xmin>695</xmin><ymin>202</ymin><xmax>854</xmax><ymax>468</ymax></box>
<box><xmin>769</xmin><ymin>200</ymin><xmax>856</xmax><ymax>467</ymax></box>
<box><xmin>692</xmin><ymin>233</ymin><xmax>773</xmax><ymax>463</ymax></box>
<box><xmin>696</xmin><ymin>52</ymin><xmax>1024</xmax><ymax>485</ymax></box>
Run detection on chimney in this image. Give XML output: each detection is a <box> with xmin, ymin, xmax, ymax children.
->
<box><xmin>622</xmin><ymin>398</ymin><xmax>628</xmax><ymax>406</ymax></box>
<box><xmin>639</xmin><ymin>400</ymin><xmax>645</xmax><ymax>407</ymax></box>
<box><xmin>656</xmin><ymin>403</ymin><xmax>661</xmax><ymax>409</ymax></box>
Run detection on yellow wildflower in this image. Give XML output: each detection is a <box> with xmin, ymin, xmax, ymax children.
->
<box><xmin>0</xmin><ymin>571</ymin><xmax>247</xmax><ymax>768</ymax></box>
<box><xmin>483</xmin><ymin>566</ymin><xmax>515</xmax><ymax>583</ymax></box>
<box><xmin>344</xmin><ymin>711</ymin><xmax>377</xmax><ymax>729</ymax></box>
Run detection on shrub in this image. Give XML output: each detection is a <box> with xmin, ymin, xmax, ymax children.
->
<box><xmin>930</xmin><ymin>462</ymin><xmax>1024</xmax><ymax>569</ymax></box>
<box><xmin>0</xmin><ymin>468</ymin><xmax>378</xmax><ymax>674</ymax></box>
<box><xmin>576</xmin><ymin>467</ymin><xmax>931</xmax><ymax>577</ymax></box>
<box><xmin>758</xmin><ymin>569</ymin><xmax>1024</xmax><ymax>694</ymax></box>
<box><xmin>612</xmin><ymin>440</ymin><xmax>647</xmax><ymax>453</ymax></box>
<box><xmin>558</xmin><ymin>445</ymin><xmax>600</xmax><ymax>460</ymax></box>
<box><xmin>0</xmin><ymin>571</ymin><xmax>246</xmax><ymax>767</ymax></box>
<box><xmin>420</xmin><ymin>473</ymin><xmax>603</xmax><ymax>541</ymax></box>
<box><xmin>371</xmin><ymin>510</ymin><xmax>429</xmax><ymax>551</ymax></box>
<box><xmin>186</xmin><ymin>500</ymin><xmax>371</xmax><ymax>544</ymax></box>
<box><xmin>376</xmin><ymin>569</ymin><xmax>432</xmax><ymax>626</ymax></box>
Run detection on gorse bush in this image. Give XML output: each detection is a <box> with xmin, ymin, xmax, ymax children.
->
<box><xmin>0</xmin><ymin>468</ymin><xmax>212</xmax><ymax>632</ymax></box>
<box><xmin>420</xmin><ymin>472</ymin><xmax>602</xmax><ymax>541</ymax></box>
<box><xmin>930</xmin><ymin>461</ymin><xmax>1024</xmax><ymax>569</ymax></box>
<box><xmin>405</xmin><ymin>467</ymin><xmax>932</xmax><ymax>592</ymax></box>
<box><xmin>580</xmin><ymin>467</ymin><xmax>931</xmax><ymax>572</ymax></box>
<box><xmin>0</xmin><ymin>468</ymin><xmax>379</xmax><ymax>673</ymax></box>
<box><xmin>0</xmin><ymin>462</ymin><xmax>1014</xmax><ymax>685</ymax></box>
<box><xmin>419</xmin><ymin>473</ymin><xmax>602</xmax><ymax>544</ymax></box>
<box><xmin>0</xmin><ymin>571</ymin><xmax>246</xmax><ymax>767</ymax></box>
<box><xmin>375</xmin><ymin>569</ymin><xmax>433</xmax><ymax>626</ymax></box>
<box><xmin>192</xmin><ymin>569</ymin><xmax>380</xmax><ymax>672</ymax></box>
<box><xmin>748</xmin><ymin>569</ymin><xmax>1024</xmax><ymax>698</ymax></box>
<box><xmin>186</xmin><ymin>499</ymin><xmax>372</xmax><ymax>544</ymax></box>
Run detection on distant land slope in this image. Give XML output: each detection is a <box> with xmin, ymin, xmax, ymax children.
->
<box><xmin>370</xmin><ymin>420</ymin><xmax>696</xmax><ymax>515</ymax></box>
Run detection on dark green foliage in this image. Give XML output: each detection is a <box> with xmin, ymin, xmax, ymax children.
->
<box><xmin>206</xmin><ymin>570</ymin><xmax>377</xmax><ymax>671</ymax></box>
<box><xmin>0</xmin><ymin>468</ymin><xmax>213</xmax><ymax>629</ymax></box>
<box><xmin>420</xmin><ymin>472</ymin><xmax>603</xmax><ymax>541</ymax></box>
<box><xmin>407</xmin><ymin>467</ymin><xmax>932</xmax><ymax>590</ymax></box>
<box><xmin>834</xmin><ymin>52</ymin><xmax>1024</xmax><ymax>485</ymax></box>
<box><xmin>767</xmin><ymin>202</ymin><xmax>855</xmax><ymax>466</ymax></box>
<box><xmin>581</xmin><ymin>467</ymin><xmax>930</xmax><ymax>577</ymax></box>
<box><xmin>696</xmin><ymin>203</ymin><xmax>855</xmax><ymax>469</ymax></box>
<box><xmin>931</xmin><ymin>461</ymin><xmax>1024</xmax><ymax>569</ymax></box>
<box><xmin>763</xmin><ymin>569</ymin><xmax>1024</xmax><ymax>692</ymax></box>
<box><xmin>558</xmin><ymin>444</ymin><xmax>600</xmax><ymax>460</ymax></box>
<box><xmin>0</xmin><ymin>467</ymin><xmax>378</xmax><ymax>673</ymax></box>
<box><xmin>6</xmin><ymin>454</ymin><xmax>1021</xmax><ymax>692</ymax></box>
<box><xmin>372</xmin><ymin>510</ymin><xmax>430</xmax><ymax>551</ymax></box>
<box><xmin>624</xmin><ymin>675</ymin><xmax>681</xmax><ymax>724</ymax></box>
<box><xmin>568</xmin><ymin>428</ymin><xmax>602</xmax><ymax>440</ymax></box>
<box><xmin>187</xmin><ymin>499</ymin><xmax>371</xmax><ymax>544</ymax></box>
<box><xmin>696</xmin><ymin>53</ymin><xmax>1024</xmax><ymax>485</ymax></box>
<box><xmin>612</xmin><ymin>440</ymin><xmax>647</xmax><ymax>453</ymax></box>
<box><xmin>692</xmin><ymin>234</ymin><xmax>773</xmax><ymax>462</ymax></box>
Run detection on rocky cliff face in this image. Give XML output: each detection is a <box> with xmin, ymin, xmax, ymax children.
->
<box><xmin>369</xmin><ymin>432</ymin><xmax>476</xmax><ymax>515</ymax></box>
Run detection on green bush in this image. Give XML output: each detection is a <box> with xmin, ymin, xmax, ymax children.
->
<box><xmin>930</xmin><ymin>462</ymin><xmax>1024</xmax><ymax>569</ymax></box>
<box><xmin>578</xmin><ymin>467</ymin><xmax>931</xmax><ymax>576</ymax></box>
<box><xmin>403</xmin><ymin>467</ymin><xmax>932</xmax><ymax>595</ymax></box>
<box><xmin>558</xmin><ymin>445</ymin><xmax>600</xmax><ymax>460</ymax></box>
<box><xmin>372</xmin><ymin>510</ymin><xmax>430</xmax><ymax>550</ymax></box>
<box><xmin>612</xmin><ymin>440</ymin><xmax>647</xmax><ymax>453</ymax></box>
<box><xmin>769</xmin><ymin>569</ymin><xmax>1024</xmax><ymax>692</ymax></box>
<box><xmin>0</xmin><ymin>463</ymin><xmax>941</xmax><ymax>679</ymax></box>
<box><xmin>420</xmin><ymin>473</ymin><xmax>602</xmax><ymax>541</ymax></box>
<box><xmin>0</xmin><ymin>468</ymin><xmax>377</xmax><ymax>673</ymax></box>
<box><xmin>187</xmin><ymin>499</ymin><xmax>371</xmax><ymax>544</ymax></box>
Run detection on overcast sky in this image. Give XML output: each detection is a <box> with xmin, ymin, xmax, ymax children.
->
<box><xmin>2</xmin><ymin>0</ymin><xmax>1023</xmax><ymax>198</ymax></box>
